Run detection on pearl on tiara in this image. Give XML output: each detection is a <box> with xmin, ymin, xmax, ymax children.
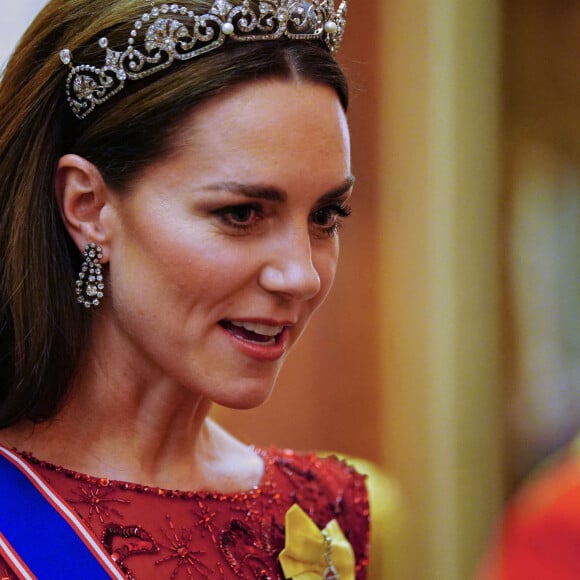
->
<box><xmin>221</xmin><ymin>22</ymin><xmax>235</xmax><ymax>35</ymax></box>
<box><xmin>324</xmin><ymin>20</ymin><xmax>338</xmax><ymax>34</ymax></box>
<box><xmin>59</xmin><ymin>49</ymin><xmax>72</xmax><ymax>65</ymax></box>
<box><xmin>60</xmin><ymin>0</ymin><xmax>348</xmax><ymax>120</ymax></box>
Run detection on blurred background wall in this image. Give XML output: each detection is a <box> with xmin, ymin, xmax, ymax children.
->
<box><xmin>501</xmin><ymin>0</ymin><xmax>580</xmax><ymax>484</ymax></box>
<box><xmin>2</xmin><ymin>1</ymin><xmax>578</xmax><ymax>579</ymax></box>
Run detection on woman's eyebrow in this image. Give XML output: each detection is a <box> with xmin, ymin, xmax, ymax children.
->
<box><xmin>317</xmin><ymin>176</ymin><xmax>356</xmax><ymax>203</ymax></box>
<box><xmin>205</xmin><ymin>175</ymin><xmax>355</xmax><ymax>203</ymax></box>
<box><xmin>205</xmin><ymin>182</ymin><xmax>287</xmax><ymax>202</ymax></box>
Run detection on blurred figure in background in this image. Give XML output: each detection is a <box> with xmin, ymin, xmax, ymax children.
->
<box><xmin>478</xmin><ymin>431</ymin><xmax>580</xmax><ymax>580</ymax></box>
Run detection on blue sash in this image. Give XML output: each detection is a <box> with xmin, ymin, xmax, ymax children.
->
<box><xmin>0</xmin><ymin>447</ymin><xmax>125</xmax><ymax>579</ymax></box>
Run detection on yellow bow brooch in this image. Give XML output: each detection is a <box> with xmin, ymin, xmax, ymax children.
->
<box><xmin>279</xmin><ymin>504</ymin><xmax>355</xmax><ymax>580</ymax></box>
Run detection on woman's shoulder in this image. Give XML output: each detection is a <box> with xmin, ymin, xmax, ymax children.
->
<box><xmin>260</xmin><ymin>446</ymin><xmax>369</xmax><ymax>524</ymax></box>
<box><xmin>263</xmin><ymin>447</ymin><xmax>367</xmax><ymax>487</ymax></box>
<box><xmin>262</xmin><ymin>447</ymin><xmax>370</xmax><ymax>576</ymax></box>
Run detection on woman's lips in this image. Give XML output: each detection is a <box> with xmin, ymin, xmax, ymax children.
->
<box><xmin>220</xmin><ymin>320</ymin><xmax>284</xmax><ymax>344</ymax></box>
<box><xmin>220</xmin><ymin>320</ymin><xmax>285</xmax><ymax>344</ymax></box>
<box><xmin>219</xmin><ymin>320</ymin><xmax>290</xmax><ymax>360</ymax></box>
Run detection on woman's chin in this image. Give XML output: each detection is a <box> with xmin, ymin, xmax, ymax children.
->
<box><xmin>211</xmin><ymin>377</ymin><xmax>278</xmax><ymax>411</ymax></box>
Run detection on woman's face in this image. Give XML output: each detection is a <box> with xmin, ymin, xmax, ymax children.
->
<box><xmin>103</xmin><ymin>79</ymin><xmax>352</xmax><ymax>409</ymax></box>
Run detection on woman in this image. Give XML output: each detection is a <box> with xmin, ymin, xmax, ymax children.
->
<box><xmin>0</xmin><ymin>0</ymin><xmax>369</xmax><ymax>578</ymax></box>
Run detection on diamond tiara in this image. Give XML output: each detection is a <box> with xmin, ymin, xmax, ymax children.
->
<box><xmin>59</xmin><ymin>0</ymin><xmax>348</xmax><ymax>119</ymax></box>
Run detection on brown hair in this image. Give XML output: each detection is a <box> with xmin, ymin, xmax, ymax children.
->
<box><xmin>0</xmin><ymin>0</ymin><xmax>349</xmax><ymax>427</ymax></box>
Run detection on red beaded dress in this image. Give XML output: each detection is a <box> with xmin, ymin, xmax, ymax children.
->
<box><xmin>0</xmin><ymin>448</ymin><xmax>369</xmax><ymax>579</ymax></box>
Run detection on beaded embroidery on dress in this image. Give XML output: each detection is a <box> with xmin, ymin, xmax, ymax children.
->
<box><xmin>0</xmin><ymin>448</ymin><xmax>369</xmax><ymax>579</ymax></box>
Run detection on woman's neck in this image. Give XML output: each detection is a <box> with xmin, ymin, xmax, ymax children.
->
<box><xmin>0</xmin><ymin>315</ymin><xmax>265</xmax><ymax>491</ymax></box>
<box><xmin>0</xmin><ymin>379</ymin><xmax>263</xmax><ymax>493</ymax></box>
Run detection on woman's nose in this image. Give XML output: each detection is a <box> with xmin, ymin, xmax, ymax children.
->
<box><xmin>258</xmin><ymin>228</ymin><xmax>322</xmax><ymax>301</ymax></box>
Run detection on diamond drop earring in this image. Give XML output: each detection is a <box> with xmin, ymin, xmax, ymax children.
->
<box><xmin>75</xmin><ymin>243</ymin><xmax>105</xmax><ymax>308</ymax></box>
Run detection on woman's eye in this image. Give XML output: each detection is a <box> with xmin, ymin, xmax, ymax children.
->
<box><xmin>311</xmin><ymin>204</ymin><xmax>352</xmax><ymax>235</ymax></box>
<box><xmin>215</xmin><ymin>204</ymin><xmax>262</xmax><ymax>229</ymax></box>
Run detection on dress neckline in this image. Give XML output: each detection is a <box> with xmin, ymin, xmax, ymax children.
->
<box><xmin>7</xmin><ymin>445</ymin><xmax>276</xmax><ymax>500</ymax></box>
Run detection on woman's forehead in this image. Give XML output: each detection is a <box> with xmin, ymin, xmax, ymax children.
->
<box><xmin>148</xmin><ymin>79</ymin><xmax>351</xmax><ymax>176</ymax></box>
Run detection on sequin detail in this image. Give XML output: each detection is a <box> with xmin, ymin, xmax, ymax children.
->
<box><xmin>2</xmin><ymin>448</ymin><xmax>369</xmax><ymax>579</ymax></box>
<box><xmin>68</xmin><ymin>484</ymin><xmax>130</xmax><ymax>523</ymax></box>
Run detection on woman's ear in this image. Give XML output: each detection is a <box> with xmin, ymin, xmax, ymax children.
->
<box><xmin>55</xmin><ymin>154</ymin><xmax>114</xmax><ymax>260</ymax></box>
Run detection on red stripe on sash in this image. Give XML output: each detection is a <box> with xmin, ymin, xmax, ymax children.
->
<box><xmin>0</xmin><ymin>531</ymin><xmax>36</xmax><ymax>580</ymax></box>
<box><xmin>0</xmin><ymin>447</ymin><xmax>125</xmax><ymax>580</ymax></box>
